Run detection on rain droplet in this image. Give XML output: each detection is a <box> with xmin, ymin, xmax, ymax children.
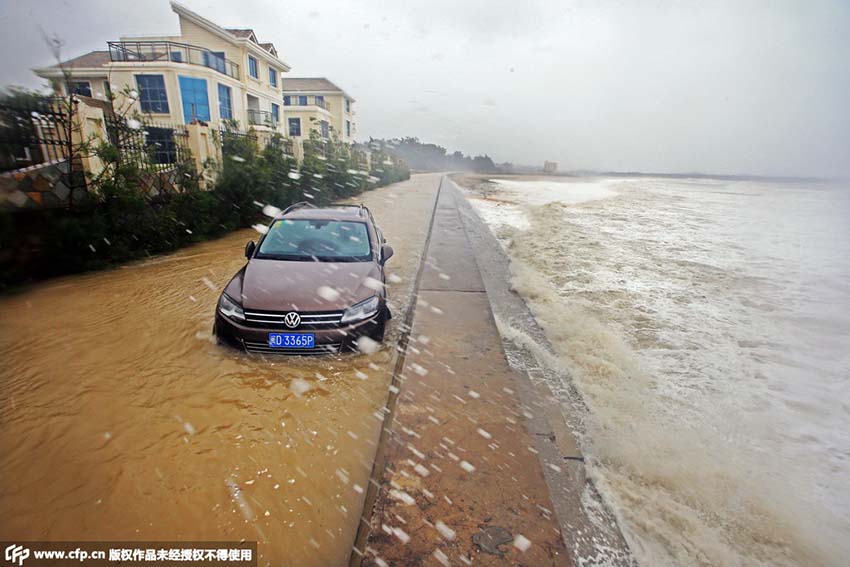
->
<box><xmin>513</xmin><ymin>534</ymin><xmax>532</xmax><ymax>552</ymax></box>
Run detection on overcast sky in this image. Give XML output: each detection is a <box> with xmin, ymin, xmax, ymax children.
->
<box><xmin>1</xmin><ymin>0</ymin><xmax>848</xmax><ymax>177</ymax></box>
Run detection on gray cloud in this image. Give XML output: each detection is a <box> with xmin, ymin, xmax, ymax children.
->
<box><xmin>1</xmin><ymin>0</ymin><xmax>848</xmax><ymax>177</ymax></box>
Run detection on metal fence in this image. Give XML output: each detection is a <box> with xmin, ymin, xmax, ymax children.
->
<box><xmin>104</xmin><ymin>118</ymin><xmax>192</xmax><ymax>174</ymax></box>
<box><xmin>100</xmin><ymin>118</ymin><xmax>199</xmax><ymax>197</ymax></box>
<box><xmin>0</xmin><ymin>97</ymin><xmax>71</xmax><ymax>172</ymax></box>
<box><xmin>219</xmin><ymin>126</ymin><xmax>255</xmax><ymax>148</ymax></box>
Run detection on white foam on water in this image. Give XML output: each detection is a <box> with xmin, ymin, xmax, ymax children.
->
<box><xmin>475</xmin><ymin>175</ymin><xmax>850</xmax><ymax>567</ymax></box>
<box><xmin>492</xmin><ymin>178</ymin><xmax>619</xmax><ymax>206</ymax></box>
<box><xmin>464</xmin><ymin>178</ymin><xmax>619</xmax><ymax>233</ymax></box>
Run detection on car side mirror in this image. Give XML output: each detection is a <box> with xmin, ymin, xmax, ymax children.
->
<box><xmin>245</xmin><ymin>240</ymin><xmax>256</xmax><ymax>259</ymax></box>
<box><xmin>380</xmin><ymin>244</ymin><xmax>394</xmax><ymax>264</ymax></box>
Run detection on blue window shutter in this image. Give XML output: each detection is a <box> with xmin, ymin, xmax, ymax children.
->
<box><xmin>217</xmin><ymin>83</ymin><xmax>232</xmax><ymax>120</ymax></box>
<box><xmin>179</xmin><ymin>76</ymin><xmax>210</xmax><ymax>123</ymax></box>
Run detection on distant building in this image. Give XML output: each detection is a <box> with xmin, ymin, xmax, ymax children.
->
<box><xmin>543</xmin><ymin>161</ymin><xmax>558</xmax><ymax>173</ymax></box>
<box><xmin>282</xmin><ymin>78</ymin><xmax>356</xmax><ymax>144</ymax></box>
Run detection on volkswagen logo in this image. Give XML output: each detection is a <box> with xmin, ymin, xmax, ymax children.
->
<box><xmin>283</xmin><ymin>312</ymin><xmax>301</xmax><ymax>328</ymax></box>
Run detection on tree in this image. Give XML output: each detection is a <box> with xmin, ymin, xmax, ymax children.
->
<box><xmin>368</xmin><ymin>137</ymin><xmax>495</xmax><ymax>173</ymax></box>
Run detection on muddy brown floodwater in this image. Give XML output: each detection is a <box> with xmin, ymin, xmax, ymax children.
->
<box><xmin>0</xmin><ymin>173</ymin><xmax>441</xmax><ymax>567</ymax></box>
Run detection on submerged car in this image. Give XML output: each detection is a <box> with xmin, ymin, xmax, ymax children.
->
<box><xmin>214</xmin><ymin>202</ymin><xmax>394</xmax><ymax>354</ymax></box>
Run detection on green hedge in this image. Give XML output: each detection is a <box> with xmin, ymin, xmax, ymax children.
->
<box><xmin>0</xmin><ymin>132</ymin><xmax>410</xmax><ymax>289</ymax></box>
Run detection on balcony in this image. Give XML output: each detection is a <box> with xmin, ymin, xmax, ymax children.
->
<box><xmin>107</xmin><ymin>41</ymin><xmax>240</xmax><ymax>80</ymax></box>
<box><xmin>283</xmin><ymin>97</ymin><xmax>330</xmax><ymax>111</ymax></box>
<box><xmin>247</xmin><ymin>109</ymin><xmax>276</xmax><ymax>128</ymax></box>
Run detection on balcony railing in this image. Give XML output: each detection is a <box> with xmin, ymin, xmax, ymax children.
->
<box><xmin>107</xmin><ymin>41</ymin><xmax>240</xmax><ymax>80</ymax></box>
<box><xmin>283</xmin><ymin>97</ymin><xmax>330</xmax><ymax>111</ymax></box>
<box><xmin>247</xmin><ymin>109</ymin><xmax>276</xmax><ymax>128</ymax></box>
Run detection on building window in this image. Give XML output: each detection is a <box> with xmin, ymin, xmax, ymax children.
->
<box><xmin>269</xmin><ymin>68</ymin><xmax>277</xmax><ymax>87</ymax></box>
<box><xmin>271</xmin><ymin>103</ymin><xmax>280</xmax><ymax>125</ymax></box>
<box><xmin>203</xmin><ymin>51</ymin><xmax>226</xmax><ymax>74</ymax></box>
<box><xmin>288</xmin><ymin>117</ymin><xmax>301</xmax><ymax>137</ymax></box>
<box><xmin>145</xmin><ymin>127</ymin><xmax>177</xmax><ymax>164</ymax></box>
<box><xmin>298</xmin><ymin>95</ymin><xmax>307</xmax><ymax>106</ymax></box>
<box><xmin>178</xmin><ymin>76</ymin><xmax>210</xmax><ymax>123</ymax></box>
<box><xmin>315</xmin><ymin>95</ymin><xmax>324</xmax><ymax>105</ymax></box>
<box><xmin>320</xmin><ymin>120</ymin><xmax>329</xmax><ymax>139</ymax></box>
<box><xmin>248</xmin><ymin>56</ymin><xmax>258</xmax><ymax>79</ymax></box>
<box><xmin>218</xmin><ymin>83</ymin><xmax>232</xmax><ymax>120</ymax></box>
<box><xmin>283</xmin><ymin>95</ymin><xmax>291</xmax><ymax>106</ymax></box>
<box><xmin>70</xmin><ymin>81</ymin><xmax>92</xmax><ymax>97</ymax></box>
<box><xmin>346</xmin><ymin>120</ymin><xmax>351</xmax><ymax>137</ymax></box>
<box><xmin>135</xmin><ymin>75</ymin><xmax>169</xmax><ymax>113</ymax></box>
<box><xmin>345</xmin><ymin>98</ymin><xmax>351</xmax><ymax>113</ymax></box>
<box><xmin>103</xmin><ymin>81</ymin><xmax>112</xmax><ymax>99</ymax></box>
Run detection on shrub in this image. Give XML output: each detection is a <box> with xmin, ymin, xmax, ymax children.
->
<box><xmin>0</xmin><ymin>128</ymin><xmax>411</xmax><ymax>290</ymax></box>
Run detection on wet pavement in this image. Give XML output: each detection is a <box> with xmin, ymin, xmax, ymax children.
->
<box><xmin>0</xmin><ymin>173</ymin><xmax>441</xmax><ymax>567</ymax></box>
<box><xmin>452</xmin><ymin>176</ymin><xmax>634</xmax><ymax>567</ymax></box>
<box><xmin>356</xmin><ymin>185</ymin><xmax>573</xmax><ymax>566</ymax></box>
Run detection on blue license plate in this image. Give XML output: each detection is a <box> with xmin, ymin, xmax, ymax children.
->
<box><xmin>268</xmin><ymin>333</ymin><xmax>315</xmax><ymax>348</ymax></box>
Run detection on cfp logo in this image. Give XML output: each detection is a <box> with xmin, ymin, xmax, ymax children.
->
<box><xmin>4</xmin><ymin>545</ymin><xmax>29</xmax><ymax>566</ymax></box>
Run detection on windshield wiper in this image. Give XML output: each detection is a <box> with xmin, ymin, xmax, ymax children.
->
<box><xmin>258</xmin><ymin>253</ymin><xmax>367</xmax><ymax>262</ymax></box>
<box><xmin>315</xmin><ymin>256</ymin><xmax>367</xmax><ymax>262</ymax></box>
<box><xmin>256</xmin><ymin>253</ymin><xmax>315</xmax><ymax>261</ymax></box>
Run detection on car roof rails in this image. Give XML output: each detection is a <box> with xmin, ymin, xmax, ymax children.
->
<box><xmin>330</xmin><ymin>203</ymin><xmax>368</xmax><ymax>217</ymax></box>
<box><xmin>281</xmin><ymin>201</ymin><xmax>318</xmax><ymax>215</ymax></box>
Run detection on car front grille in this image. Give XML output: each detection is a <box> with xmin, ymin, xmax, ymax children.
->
<box><xmin>242</xmin><ymin>309</ymin><xmax>344</xmax><ymax>329</ymax></box>
<box><xmin>243</xmin><ymin>341</ymin><xmax>342</xmax><ymax>355</ymax></box>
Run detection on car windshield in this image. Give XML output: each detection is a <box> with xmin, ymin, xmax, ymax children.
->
<box><xmin>256</xmin><ymin>218</ymin><xmax>372</xmax><ymax>261</ymax></box>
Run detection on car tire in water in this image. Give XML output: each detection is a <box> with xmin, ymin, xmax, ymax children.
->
<box><xmin>370</xmin><ymin>308</ymin><xmax>388</xmax><ymax>342</ymax></box>
<box><xmin>212</xmin><ymin>322</ymin><xmax>226</xmax><ymax>346</ymax></box>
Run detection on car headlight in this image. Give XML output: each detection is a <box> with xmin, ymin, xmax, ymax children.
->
<box><xmin>341</xmin><ymin>296</ymin><xmax>380</xmax><ymax>324</ymax></box>
<box><xmin>218</xmin><ymin>293</ymin><xmax>245</xmax><ymax>321</ymax></box>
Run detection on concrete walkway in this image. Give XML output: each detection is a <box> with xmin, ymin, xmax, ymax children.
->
<box><xmin>354</xmin><ymin>179</ymin><xmax>575</xmax><ymax>566</ymax></box>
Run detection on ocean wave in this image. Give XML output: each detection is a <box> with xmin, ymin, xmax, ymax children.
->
<box><xmin>468</xmin><ymin>176</ymin><xmax>850</xmax><ymax>567</ymax></box>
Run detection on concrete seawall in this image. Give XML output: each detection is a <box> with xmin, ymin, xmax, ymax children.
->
<box><xmin>352</xmin><ymin>177</ymin><xmax>633</xmax><ymax>567</ymax></box>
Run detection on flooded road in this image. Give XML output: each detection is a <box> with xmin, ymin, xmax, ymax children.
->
<box><xmin>0</xmin><ymin>173</ymin><xmax>441</xmax><ymax>566</ymax></box>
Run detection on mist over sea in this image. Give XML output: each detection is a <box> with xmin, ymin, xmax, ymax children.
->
<box><xmin>465</xmin><ymin>176</ymin><xmax>850</xmax><ymax>567</ymax></box>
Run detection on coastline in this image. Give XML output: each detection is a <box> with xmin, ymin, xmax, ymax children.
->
<box><xmin>354</xmin><ymin>175</ymin><xmax>633</xmax><ymax>567</ymax></box>
<box><xmin>450</xmin><ymin>175</ymin><xmax>634</xmax><ymax>565</ymax></box>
